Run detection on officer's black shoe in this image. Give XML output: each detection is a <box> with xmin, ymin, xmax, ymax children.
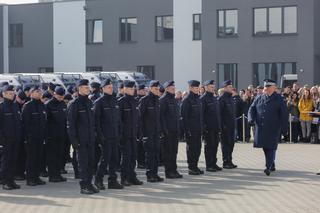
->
<box><xmin>137</xmin><ymin>164</ymin><xmax>146</xmax><ymax>169</ymax></box>
<box><xmin>121</xmin><ymin>180</ymin><xmax>132</xmax><ymax>186</ymax></box>
<box><xmin>14</xmin><ymin>174</ymin><xmax>26</xmax><ymax>181</ymax></box>
<box><xmin>155</xmin><ymin>175</ymin><xmax>164</xmax><ymax>182</ymax></box>
<box><xmin>3</xmin><ymin>183</ymin><xmax>14</xmax><ymax>190</ymax></box>
<box><xmin>80</xmin><ymin>187</ymin><xmax>95</xmax><ymax>195</ymax></box>
<box><xmin>129</xmin><ymin>177</ymin><xmax>143</xmax><ymax>185</ymax></box>
<box><xmin>317</xmin><ymin>172</ymin><xmax>320</xmax><ymax>175</ymax></box>
<box><xmin>49</xmin><ymin>177</ymin><xmax>63</xmax><ymax>183</ymax></box>
<box><xmin>26</xmin><ymin>180</ymin><xmax>38</xmax><ymax>186</ymax></box>
<box><xmin>196</xmin><ymin>168</ymin><xmax>204</xmax><ymax>174</ymax></box>
<box><xmin>223</xmin><ymin>164</ymin><xmax>234</xmax><ymax>169</ymax></box>
<box><xmin>214</xmin><ymin>165</ymin><xmax>223</xmax><ymax>171</ymax></box>
<box><xmin>174</xmin><ymin>172</ymin><xmax>183</xmax><ymax>178</ymax></box>
<box><xmin>230</xmin><ymin>162</ymin><xmax>238</xmax><ymax>169</ymax></box>
<box><xmin>188</xmin><ymin>169</ymin><xmax>200</xmax><ymax>175</ymax></box>
<box><xmin>59</xmin><ymin>176</ymin><xmax>67</xmax><ymax>182</ymax></box>
<box><xmin>264</xmin><ymin>169</ymin><xmax>271</xmax><ymax>176</ymax></box>
<box><xmin>74</xmin><ymin>173</ymin><xmax>80</xmax><ymax>179</ymax></box>
<box><xmin>94</xmin><ymin>181</ymin><xmax>106</xmax><ymax>190</ymax></box>
<box><xmin>165</xmin><ymin>173</ymin><xmax>177</xmax><ymax>179</ymax></box>
<box><xmin>35</xmin><ymin>177</ymin><xmax>46</xmax><ymax>185</ymax></box>
<box><xmin>60</xmin><ymin>169</ymin><xmax>68</xmax><ymax>174</ymax></box>
<box><xmin>10</xmin><ymin>181</ymin><xmax>21</xmax><ymax>189</ymax></box>
<box><xmin>88</xmin><ymin>184</ymin><xmax>100</xmax><ymax>193</ymax></box>
<box><xmin>108</xmin><ymin>180</ymin><xmax>124</xmax><ymax>189</ymax></box>
<box><xmin>206</xmin><ymin>167</ymin><xmax>218</xmax><ymax>172</ymax></box>
<box><xmin>40</xmin><ymin>171</ymin><xmax>49</xmax><ymax>178</ymax></box>
<box><xmin>147</xmin><ymin>176</ymin><xmax>158</xmax><ymax>183</ymax></box>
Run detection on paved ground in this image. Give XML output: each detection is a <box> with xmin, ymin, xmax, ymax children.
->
<box><xmin>0</xmin><ymin>143</ymin><xmax>320</xmax><ymax>213</ymax></box>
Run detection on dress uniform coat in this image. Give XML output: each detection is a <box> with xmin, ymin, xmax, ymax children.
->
<box><xmin>135</xmin><ymin>94</ymin><xmax>146</xmax><ymax>168</ymax></box>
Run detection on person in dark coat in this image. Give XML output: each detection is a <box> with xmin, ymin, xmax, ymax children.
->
<box><xmin>135</xmin><ymin>84</ymin><xmax>147</xmax><ymax>169</ymax></box>
<box><xmin>45</xmin><ymin>86</ymin><xmax>68</xmax><ymax>182</ymax></box>
<box><xmin>22</xmin><ymin>85</ymin><xmax>47</xmax><ymax>186</ymax></box>
<box><xmin>200</xmin><ymin>80</ymin><xmax>223</xmax><ymax>172</ymax></box>
<box><xmin>181</xmin><ymin>80</ymin><xmax>204</xmax><ymax>175</ymax></box>
<box><xmin>0</xmin><ymin>85</ymin><xmax>22</xmax><ymax>190</ymax></box>
<box><xmin>139</xmin><ymin>80</ymin><xmax>164</xmax><ymax>182</ymax></box>
<box><xmin>232</xmin><ymin>88</ymin><xmax>243</xmax><ymax>142</ymax></box>
<box><xmin>218</xmin><ymin>80</ymin><xmax>237</xmax><ymax>169</ymax></box>
<box><xmin>67</xmin><ymin>79</ymin><xmax>99</xmax><ymax>194</ymax></box>
<box><xmin>118</xmin><ymin>80</ymin><xmax>143</xmax><ymax>186</ymax></box>
<box><xmin>116</xmin><ymin>82</ymin><xmax>125</xmax><ymax>100</ymax></box>
<box><xmin>160</xmin><ymin>81</ymin><xmax>183</xmax><ymax>179</ymax></box>
<box><xmin>94</xmin><ymin>79</ymin><xmax>124</xmax><ymax>190</ymax></box>
<box><xmin>248</xmin><ymin>79</ymin><xmax>289</xmax><ymax>176</ymax></box>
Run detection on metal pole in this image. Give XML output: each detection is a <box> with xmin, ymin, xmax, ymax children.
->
<box><xmin>289</xmin><ymin>113</ymin><xmax>292</xmax><ymax>143</ymax></box>
<box><xmin>242</xmin><ymin>114</ymin><xmax>245</xmax><ymax>143</ymax></box>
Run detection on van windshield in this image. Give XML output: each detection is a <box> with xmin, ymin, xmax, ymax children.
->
<box><xmin>17</xmin><ymin>75</ymin><xmax>41</xmax><ymax>87</ymax></box>
<box><xmin>60</xmin><ymin>74</ymin><xmax>82</xmax><ymax>87</ymax></box>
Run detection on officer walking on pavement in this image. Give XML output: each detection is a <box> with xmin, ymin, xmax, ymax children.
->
<box><xmin>248</xmin><ymin>79</ymin><xmax>289</xmax><ymax>176</ymax></box>
<box><xmin>181</xmin><ymin>80</ymin><xmax>204</xmax><ymax>175</ymax></box>
<box><xmin>67</xmin><ymin>79</ymin><xmax>99</xmax><ymax>194</ymax></box>
<box><xmin>118</xmin><ymin>80</ymin><xmax>143</xmax><ymax>186</ymax></box>
<box><xmin>139</xmin><ymin>80</ymin><xmax>164</xmax><ymax>182</ymax></box>
<box><xmin>200</xmin><ymin>80</ymin><xmax>223</xmax><ymax>172</ymax></box>
<box><xmin>45</xmin><ymin>86</ymin><xmax>68</xmax><ymax>182</ymax></box>
<box><xmin>22</xmin><ymin>85</ymin><xmax>47</xmax><ymax>186</ymax></box>
<box><xmin>160</xmin><ymin>81</ymin><xmax>183</xmax><ymax>179</ymax></box>
<box><xmin>94</xmin><ymin>79</ymin><xmax>124</xmax><ymax>190</ymax></box>
<box><xmin>218</xmin><ymin>80</ymin><xmax>238</xmax><ymax>169</ymax></box>
<box><xmin>0</xmin><ymin>85</ymin><xmax>22</xmax><ymax>190</ymax></box>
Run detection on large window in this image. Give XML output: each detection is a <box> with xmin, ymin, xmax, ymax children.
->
<box><xmin>86</xmin><ymin>19</ymin><xmax>103</xmax><ymax>44</ymax></box>
<box><xmin>193</xmin><ymin>14</ymin><xmax>201</xmax><ymax>40</ymax></box>
<box><xmin>254</xmin><ymin>6</ymin><xmax>297</xmax><ymax>36</ymax></box>
<box><xmin>218</xmin><ymin>9</ymin><xmax>238</xmax><ymax>37</ymax></box>
<box><xmin>9</xmin><ymin>24</ymin><xmax>23</xmax><ymax>47</ymax></box>
<box><xmin>156</xmin><ymin>16</ymin><xmax>173</xmax><ymax>41</ymax></box>
<box><xmin>120</xmin><ymin>17</ymin><xmax>138</xmax><ymax>42</ymax></box>
<box><xmin>253</xmin><ymin>62</ymin><xmax>297</xmax><ymax>86</ymax></box>
<box><xmin>217</xmin><ymin>64</ymin><xmax>238</xmax><ymax>89</ymax></box>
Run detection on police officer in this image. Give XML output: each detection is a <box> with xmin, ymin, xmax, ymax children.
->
<box><xmin>117</xmin><ymin>82</ymin><xmax>125</xmax><ymax>100</ymax></box>
<box><xmin>22</xmin><ymin>85</ymin><xmax>47</xmax><ymax>186</ymax></box>
<box><xmin>89</xmin><ymin>82</ymin><xmax>101</xmax><ymax>102</ymax></box>
<box><xmin>219</xmin><ymin>80</ymin><xmax>237</xmax><ymax>169</ymax></box>
<box><xmin>0</xmin><ymin>85</ymin><xmax>22</xmax><ymax>190</ymax></box>
<box><xmin>118</xmin><ymin>80</ymin><xmax>143</xmax><ymax>186</ymax></box>
<box><xmin>93</xmin><ymin>79</ymin><xmax>123</xmax><ymax>190</ymax></box>
<box><xmin>45</xmin><ymin>86</ymin><xmax>68</xmax><ymax>182</ymax></box>
<box><xmin>67</xmin><ymin>79</ymin><xmax>99</xmax><ymax>194</ymax></box>
<box><xmin>160</xmin><ymin>81</ymin><xmax>183</xmax><ymax>179</ymax></box>
<box><xmin>181</xmin><ymin>80</ymin><xmax>204</xmax><ymax>175</ymax></box>
<box><xmin>139</xmin><ymin>80</ymin><xmax>164</xmax><ymax>182</ymax></box>
<box><xmin>248</xmin><ymin>79</ymin><xmax>289</xmax><ymax>176</ymax></box>
<box><xmin>136</xmin><ymin>84</ymin><xmax>147</xmax><ymax>169</ymax></box>
<box><xmin>200</xmin><ymin>80</ymin><xmax>223</xmax><ymax>172</ymax></box>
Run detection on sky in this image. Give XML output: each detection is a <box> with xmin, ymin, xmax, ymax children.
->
<box><xmin>0</xmin><ymin>0</ymin><xmax>38</xmax><ymax>4</ymax></box>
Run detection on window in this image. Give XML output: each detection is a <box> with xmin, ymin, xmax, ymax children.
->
<box><xmin>120</xmin><ymin>17</ymin><xmax>138</xmax><ymax>42</ymax></box>
<box><xmin>156</xmin><ymin>16</ymin><xmax>173</xmax><ymax>41</ymax></box>
<box><xmin>253</xmin><ymin>62</ymin><xmax>297</xmax><ymax>86</ymax></box>
<box><xmin>9</xmin><ymin>24</ymin><xmax>23</xmax><ymax>47</ymax></box>
<box><xmin>217</xmin><ymin>64</ymin><xmax>238</xmax><ymax>89</ymax></box>
<box><xmin>38</xmin><ymin>67</ymin><xmax>53</xmax><ymax>73</ymax></box>
<box><xmin>86</xmin><ymin>19</ymin><xmax>103</xmax><ymax>44</ymax></box>
<box><xmin>254</xmin><ymin>6</ymin><xmax>297</xmax><ymax>36</ymax></box>
<box><xmin>137</xmin><ymin>65</ymin><xmax>155</xmax><ymax>80</ymax></box>
<box><xmin>193</xmin><ymin>14</ymin><xmax>201</xmax><ymax>40</ymax></box>
<box><xmin>218</xmin><ymin>9</ymin><xmax>238</xmax><ymax>37</ymax></box>
<box><xmin>86</xmin><ymin>66</ymin><xmax>103</xmax><ymax>72</ymax></box>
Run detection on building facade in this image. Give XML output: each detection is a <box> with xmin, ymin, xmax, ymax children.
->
<box><xmin>0</xmin><ymin>0</ymin><xmax>319</xmax><ymax>90</ymax></box>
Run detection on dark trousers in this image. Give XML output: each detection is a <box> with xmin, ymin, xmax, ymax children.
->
<box><xmin>162</xmin><ymin>131</ymin><xmax>179</xmax><ymax>175</ymax></box>
<box><xmin>94</xmin><ymin>141</ymin><xmax>101</xmax><ymax>172</ymax></box>
<box><xmin>62</xmin><ymin>138</ymin><xmax>71</xmax><ymax>170</ymax></box>
<box><xmin>72</xmin><ymin>149</ymin><xmax>79</xmax><ymax>175</ymax></box>
<box><xmin>136</xmin><ymin>138</ymin><xmax>145</xmax><ymax>166</ymax></box>
<box><xmin>291</xmin><ymin>122</ymin><xmax>299</xmax><ymax>142</ymax></box>
<box><xmin>76</xmin><ymin>143</ymin><xmax>95</xmax><ymax>188</ymax></box>
<box><xmin>186</xmin><ymin>131</ymin><xmax>202</xmax><ymax>170</ymax></box>
<box><xmin>26</xmin><ymin>139</ymin><xmax>44</xmax><ymax>180</ymax></box>
<box><xmin>263</xmin><ymin>148</ymin><xmax>276</xmax><ymax>169</ymax></box>
<box><xmin>96</xmin><ymin>138</ymin><xmax>119</xmax><ymax>182</ymax></box>
<box><xmin>221</xmin><ymin>128</ymin><xmax>235</xmax><ymax>164</ymax></box>
<box><xmin>40</xmin><ymin>143</ymin><xmax>47</xmax><ymax>173</ymax></box>
<box><xmin>203</xmin><ymin>129</ymin><xmax>219</xmax><ymax>168</ymax></box>
<box><xmin>0</xmin><ymin>140</ymin><xmax>18</xmax><ymax>184</ymax></box>
<box><xmin>14</xmin><ymin>139</ymin><xmax>26</xmax><ymax>177</ymax></box>
<box><xmin>120</xmin><ymin>138</ymin><xmax>137</xmax><ymax>181</ymax></box>
<box><xmin>143</xmin><ymin>133</ymin><xmax>160</xmax><ymax>177</ymax></box>
<box><xmin>47</xmin><ymin>137</ymin><xmax>64</xmax><ymax>178</ymax></box>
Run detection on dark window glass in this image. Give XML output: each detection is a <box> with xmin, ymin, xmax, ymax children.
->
<box><xmin>217</xmin><ymin>64</ymin><xmax>238</xmax><ymax>88</ymax></box>
<box><xmin>9</xmin><ymin>24</ymin><xmax>23</xmax><ymax>47</ymax></box>
<box><xmin>193</xmin><ymin>14</ymin><xmax>201</xmax><ymax>40</ymax></box>
<box><xmin>86</xmin><ymin>19</ymin><xmax>103</xmax><ymax>44</ymax></box>
<box><xmin>120</xmin><ymin>17</ymin><xmax>138</xmax><ymax>42</ymax></box>
<box><xmin>156</xmin><ymin>16</ymin><xmax>173</xmax><ymax>41</ymax></box>
<box><xmin>86</xmin><ymin>66</ymin><xmax>103</xmax><ymax>72</ymax></box>
<box><xmin>38</xmin><ymin>67</ymin><xmax>53</xmax><ymax>73</ymax></box>
<box><xmin>137</xmin><ymin>65</ymin><xmax>155</xmax><ymax>80</ymax></box>
<box><xmin>217</xmin><ymin>9</ymin><xmax>238</xmax><ymax>37</ymax></box>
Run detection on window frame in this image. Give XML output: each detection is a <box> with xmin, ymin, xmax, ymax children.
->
<box><xmin>119</xmin><ymin>17</ymin><xmax>138</xmax><ymax>43</ymax></box>
<box><xmin>192</xmin><ymin>14</ymin><xmax>202</xmax><ymax>41</ymax></box>
<box><xmin>86</xmin><ymin>19</ymin><xmax>103</xmax><ymax>45</ymax></box>
<box><xmin>155</xmin><ymin>15</ymin><xmax>174</xmax><ymax>42</ymax></box>
<box><xmin>9</xmin><ymin>23</ymin><xmax>23</xmax><ymax>48</ymax></box>
<box><xmin>253</xmin><ymin>5</ymin><xmax>298</xmax><ymax>37</ymax></box>
<box><xmin>217</xmin><ymin>9</ymin><xmax>239</xmax><ymax>38</ymax></box>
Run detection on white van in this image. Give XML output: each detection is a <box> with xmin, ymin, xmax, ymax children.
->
<box><xmin>55</xmin><ymin>72</ymin><xmax>101</xmax><ymax>86</ymax></box>
<box><xmin>38</xmin><ymin>73</ymin><xmax>67</xmax><ymax>90</ymax></box>
<box><xmin>0</xmin><ymin>74</ymin><xmax>21</xmax><ymax>87</ymax></box>
<box><xmin>280</xmin><ymin>74</ymin><xmax>298</xmax><ymax>88</ymax></box>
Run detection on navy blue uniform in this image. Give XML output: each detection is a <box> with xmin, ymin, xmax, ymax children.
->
<box><xmin>119</xmin><ymin>94</ymin><xmax>139</xmax><ymax>182</ymax></box>
<box><xmin>135</xmin><ymin>95</ymin><xmax>145</xmax><ymax>168</ymax></box>
<box><xmin>22</xmin><ymin>99</ymin><xmax>47</xmax><ymax>182</ymax></box>
<box><xmin>159</xmin><ymin>92</ymin><xmax>180</xmax><ymax>176</ymax></box>
<box><xmin>94</xmin><ymin>93</ymin><xmax>121</xmax><ymax>183</ymax></box>
<box><xmin>181</xmin><ymin>92</ymin><xmax>203</xmax><ymax>171</ymax></box>
<box><xmin>139</xmin><ymin>92</ymin><xmax>161</xmax><ymax>178</ymax></box>
<box><xmin>248</xmin><ymin>92</ymin><xmax>289</xmax><ymax>169</ymax></box>
<box><xmin>45</xmin><ymin>97</ymin><xmax>67</xmax><ymax>179</ymax></box>
<box><xmin>0</xmin><ymin>98</ymin><xmax>23</xmax><ymax>184</ymax></box>
<box><xmin>218</xmin><ymin>92</ymin><xmax>236</xmax><ymax>166</ymax></box>
<box><xmin>67</xmin><ymin>95</ymin><xmax>95</xmax><ymax>189</ymax></box>
<box><xmin>201</xmin><ymin>92</ymin><xmax>222</xmax><ymax>169</ymax></box>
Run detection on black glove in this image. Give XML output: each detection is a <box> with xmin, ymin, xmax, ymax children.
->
<box><xmin>248</xmin><ymin>121</ymin><xmax>255</xmax><ymax>126</ymax></box>
<box><xmin>72</xmin><ymin>142</ymin><xmax>80</xmax><ymax>150</ymax></box>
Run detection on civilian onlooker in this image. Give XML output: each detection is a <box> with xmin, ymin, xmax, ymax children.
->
<box><xmin>298</xmin><ymin>88</ymin><xmax>315</xmax><ymax>143</ymax></box>
<box><xmin>287</xmin><ymin>92</ymin><xmax>300</xmax><ymax>143</ymax></box>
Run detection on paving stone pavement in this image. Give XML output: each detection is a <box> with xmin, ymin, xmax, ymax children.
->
<box><xmin>0</xmin><ymin>143</ymin><xmax>320</xmax><ymax>213</ymax></box>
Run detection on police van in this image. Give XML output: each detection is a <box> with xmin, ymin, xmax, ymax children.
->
<box><xmin>0</xmin><ymin>74</ymin><xmax>21</xmax><ymax>88</ymax></box>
